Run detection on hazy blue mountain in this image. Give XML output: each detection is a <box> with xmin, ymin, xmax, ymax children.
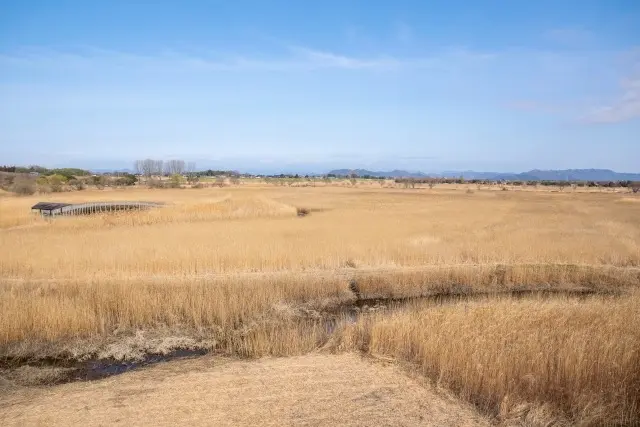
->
<box><xmin>328</xmin><ymin>168</ymin><xmax>640</xmax><ymax>181</ymax></box>
<box><xmin>327</xmin><ymin>169</ymin><xmax>429</xmax><ymax>178</ymax></box>
<box><xmin>523</xmin><ymin>169</ymin><xmax>640</xmax><ymax>181</ymax></box>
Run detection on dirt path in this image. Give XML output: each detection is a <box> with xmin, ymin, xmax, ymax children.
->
<box><xmin>1</xmin><ymin>353</ymin><xmax>488</xmax><ymax>426</ymax></box>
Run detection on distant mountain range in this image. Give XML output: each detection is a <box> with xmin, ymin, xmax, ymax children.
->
<box><xmin>327</xmin><ymin>169</ymin><xmax>640</xmax><ymax>181</ymax></box>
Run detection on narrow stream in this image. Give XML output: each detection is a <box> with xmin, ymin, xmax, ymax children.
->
<box><xmin>1</xmin><ymin>288</ymin><xmax>618</xmax><ymax>385</ymax></box>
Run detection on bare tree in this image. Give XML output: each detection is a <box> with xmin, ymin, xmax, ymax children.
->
<box><xmin>165</xmin><ymin>160</ymin><xmax>186</xmax><ymax>175</ymax></box>
<box><xmin>186</xmin><ymin>162</ymin><xmax>198</xmax><ymax>184</ymax></box>
<box><xmin>133</xmin><ymin>160</ymin><xmax>143</xmax><ymax>175</ymax></box>
<box><xmin>153</xmin><ymin>160</ymin><xmax>164</xmax><ymax>177</ymax></box>
<box><xmin>135</xmin><ymin>159</ymin><xmax>165</xmax><ymax>184</ymax></box>
<box><xmin>139</xmin><ymin>159</ymin><xmax>155</xmax><ymax>179</ymax></box>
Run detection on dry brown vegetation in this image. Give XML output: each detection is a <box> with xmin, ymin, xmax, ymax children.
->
<box><xmin>1</xmin><ymin>182</ymin><xmax>640</xmax><ymax>425</ymax></box>
<box><xmin>338</xmin><ymin>293</ymin><xmax>640</xmax><ymax>426</ymax></box>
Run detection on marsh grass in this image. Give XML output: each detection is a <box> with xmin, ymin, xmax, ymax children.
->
<box><xmin>336</xmin><ymin>292</ymin><xmax>640</xmax><ymax>426</ymax></box>
<box><xmin>1</xmin><ymin>184</ymin><xmax>639</xmax><ymax>425</ymax></box>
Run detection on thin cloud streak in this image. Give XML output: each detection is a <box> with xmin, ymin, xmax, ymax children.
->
<box><xmin>4</xmin><ymin>43</ymin><xmax>637</xmax><ymax>124</ymax></box>
<box><xmin>585</xmin><ymin>78</ymin><xmax>640</xmax><ymax>123</ymax></box>
<box><xmin>0</xmin><ymin>45</ymin><xmax>496</xmax><ymax>73</ymax></box>
<box><xmin>289</xmin><ymin>46</ymin><xmax>403</xmax><ymax>69</ymax></box>
<box><xmin>584</xmin><ymin>52</ymin><xmax>640</xmax><ymax>123</ymax></box>
<box><xmin>506</xmin><ymin>47</ymin><xmax>640</xmax><ymax>124</ymax></box>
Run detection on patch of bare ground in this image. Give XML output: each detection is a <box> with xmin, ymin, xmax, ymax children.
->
<box><xmin>0</xmin><ymin>353</ymin><xmax>489</xmax><ymax>427</ymax></box>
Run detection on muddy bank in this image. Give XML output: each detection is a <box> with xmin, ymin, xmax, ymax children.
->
<box><xmin>330</xmin><ymin>286</ymin><xmax>619</xmax><ymax>315</ymax></box>
<box><xmin>0</xmin><ymin>288</ymin><xmax>621</xmax><ymax>387</ymax></box>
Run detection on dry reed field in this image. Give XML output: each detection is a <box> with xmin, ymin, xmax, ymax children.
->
<box><xmin>1</xmin><ymin>182</ymin><xmax>640</xmax><ymax>425</ymax></box>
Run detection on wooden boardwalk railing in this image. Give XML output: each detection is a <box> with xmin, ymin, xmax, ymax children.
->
<box><xmin>33</xmin><ymin>201</ymin><xmax>164</xmax><ymax>216</ymax></box>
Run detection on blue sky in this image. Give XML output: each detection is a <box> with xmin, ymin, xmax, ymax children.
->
<box><xmin>1</xmin><ymin>0</ymin><xmax>639</xmax><ymax>173</ymax></box>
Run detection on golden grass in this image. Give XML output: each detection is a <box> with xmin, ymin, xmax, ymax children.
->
<box><xmin>337</xmin><ymin>292</ymin><xmax>640</xmax><ymax>426</ymax></box>
<box><xmin>2</xmin><ymin>186</ymin><xmax>639</xmax><ymax>278</ymax></box>
<box><xmin>1</xmin><ymin>186</ymin><xmax>638</xmax><ymax>346</ymax></box>
<box><xmin>1</xmin><ymin>184</ymin><xmax>639</xmax><ymax>424</ymax></box>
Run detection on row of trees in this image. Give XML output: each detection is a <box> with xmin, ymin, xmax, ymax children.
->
<box><xmin>197</xmin><ymin>169</ymin><xmax>240</xmax><ymax>177</ymax></box>
<box><xmin>0</xmin><ymin>165</ymin><xmax>90</xmax><ymax>180</ymax></box>
<box><xmin>133</xmin><ymin>159</ymin><xmax>197</xmax><ymax>178</ymax></box>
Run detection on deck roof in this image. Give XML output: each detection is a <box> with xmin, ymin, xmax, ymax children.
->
<box><xmin>31</xmin><ymin>202</ymin><xmax>72</xmax><ymax>211</ymax></box>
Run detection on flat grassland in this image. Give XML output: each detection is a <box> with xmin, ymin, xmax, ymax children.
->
<box><xmin>1</xmin><ymin>353</ymin><xmax>489</xmax><ymax>427</ymax></box>
<box><xmin>1</xmin><ymin>182</ymin><xmax>639</xmax><ymax>425</ymax></box>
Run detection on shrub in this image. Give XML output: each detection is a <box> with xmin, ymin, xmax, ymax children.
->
<box><xmin>68</xmin><ymin>179</ymin><xmax>85</xmax><ymax>190</ymax></box>
<box><xmin>48</xmin><ymin>174</ymin><xmax>68</xmax><ymax>184</ymax></box>
<box><xmin>37</xmin><ymin>184</ymin><xmax>52</xmax><ymax>194</ymax></box>
<box><xmin>47</xmin><ymin>174</ymin><xmax>69</xmax><ymax>192</ymax></box>
<box><xmin>9</xmin><ymin>178</ymin><xmax>36</xmax><ymax>195</ymax></box>
<box><xmin>51</xmin><ymin>171</ymin><xmax>75</xmax><ymax>181</ymax></box>
<box><xmin>0</xmin><ymin>173</ymin><xmax>15</xmax><ymax>189</ymax></box>
<box><xmin>47</xmin><ymin>174</ymin><xmax>67</xmax><ymax>192</ymax></box>
<box><xmin>115</xmin><ymin>173</ymin><xmax>137</xmax><ymax>186</ymax></box>
<box><xmin>50</xmin><ymin>168</ymin><xmax>89</xmax><ymax>177</ymax></box>
<box><xmin>167</xmin><ymin>174</ymin><xmax>185</xmax><ymax>188</ymax></box>
<box><xmin>147</xmin><ymin>179</ymin><xmax>165</xmax><ymax>189</ymax></box>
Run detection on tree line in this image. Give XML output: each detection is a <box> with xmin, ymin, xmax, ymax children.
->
<box><xmin>133</xmin><ymin>159</ymin><xmax>197</xmax><ymax>178</ymax></box>
<box><xmin>0</xmin><ymin>165</ymin><xmax>90</xmax><ymax>180</ymax></box>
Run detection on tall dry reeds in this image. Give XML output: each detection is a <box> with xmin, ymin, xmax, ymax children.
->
<box><xmin>337</xmin><ymin>292</ymin><xmax>640</xmax><ymax>426</ymax></box>
<box><xmin>1</xmin><ymin>185</ymin><xmax>639</xmax><ymax>424</ymax></box>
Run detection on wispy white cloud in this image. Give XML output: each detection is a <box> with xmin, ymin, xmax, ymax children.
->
<box><xmin>585</xmin><ymin>76</ymin><xmax>640</xmax><ymax>123</ymax></box>
<box><xmin>584</xmin><ymin>50</ymin><xmax>640</xmax><ymax>123</ymax></box>
<box><xmin>504</xmin><ymin>48</ymin><xmax>640</xmax><ymax>124</ymax></box>
<box><xmin>11</xmin><ymin>42</ymin><xmax>638</xmax><ymax>126</ymax></box>
<box><xmin>0</xmin><ymin>47</ymin><xmax>300</xmax><ymax>72</ymax></box>
<box><xmin>0</xmin><ymin>44</ymin><xmax>497</xmax><ymax>73</ymax></box>
<box><xmin>288</xmin><ymin>46</ymin><xmax>403</xmax><ymax>69</ymax></box>
<box><xmin>506</xmin><ymin>100</ymin><xmax>574</xmax><ymax>115</ymax></box>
